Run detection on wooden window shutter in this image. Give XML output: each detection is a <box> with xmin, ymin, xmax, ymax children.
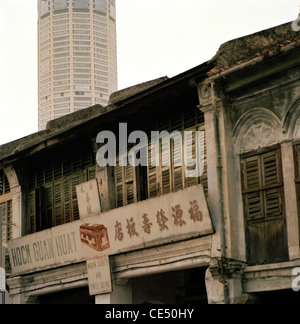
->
<box><xmin>172</xmin><ymin>137</ymin><xmax>184</xmax><ymax>192</ymax></box>
<box><xmin>124</xmin><ymin>160</ymin><xmax>136</xmax><ymax>205</ymax></box>
<box><xmin>87</xmin><ymin>166</ymin><xmax>96</xmax><ymax>181</ymax></box>
<box><xmin>115</xmin><ymin>159</ymin><xmax>124</xmax><ymax>208</ymax></box>
<box><xmin>262</xmin><ymin>151</ymin><xmax>282</xmax><ymax>218</ymax></box>
<box><xmin>147</xmin><ymin>143</ymin><xmax>159</xmax><ymax>198</ymax></box>
<box><xmin>183</xmin><ymin>127</ymin><xmax>207</xmax><ymax>189</ymax></box>
<box><xmin>114</xmin><ymin>144</ymin><xmax>139</xmax><ymax>208</ymax></box>
<box><xmin>157</xmin><ymin>119</ymin><xmax>171</xmax><ymax>196</ymax></box>
<box><xmin>29</xmin><ymin>190</ymin><xmax>37</xmax><ymax>233</ymax></box>
<box><xmin>183</xmin><ymin>108</ymin><xmax>196</xmax><ymax>130</ymax></box>
<box><xmin>70</xmin><ymin>173</ymin><xmax>81</xmax><ymax>221</ymax></box>
<box><xmin>64</xmin><ymin>178</ymin><xmax>71</xmax><ymax>223</ymax></box>
<box><xmin>161</xmin><ymin>168</ymin><xmax>171</xmax><ymax>195</ymax></box>
<box><xmin>82</xmin><ymin>148</ymin><xmax>93</xmax><ymax>169</ymax></box>
<box><xmin>44</xmin><ymin>161</ymin><xmax>53</xmax><ymax>183</ymax></box>
<box><xmin>146</xmin><ymin>121</ymin><xmax>159</xmax><ymax>198</ymax></box>
<box><xmin>262</xmin><ymin>151</ymin><xmax>280</xmax><ymax>186</ymax></box>
<box><xmin>44</xmin><ymin>184</ymin><xmax>54</xmax><ymax>228</ymax></box>
<box><xmin>63</xmin><ymin>157</ymin><xmax>72</xmax><ymax>177</ymax></box>
<box><xmin>171</xmin><ymin>110</ymin><xmax>184</xmax><ymax>192</ymax></box>
<box><xmin>73</xmin><ymin>153</ymin><xmax>82</xmax><ymax>172</ymax></box>
<box><xmin>36</xmin><ymin>166</ymin><xmax>44</xmax><ymax>187</ymax></box>
<box><xmin>54</xmin><ymin>181</ymin><xmax>63</xmax><ymax>226</ymax></box>
<box><xmin>54</xmin><ymin>160</ymin><xmax>62</xmax><ymax>181</ymax></box>
<box><xmin>241</xmin><ymin>150</ymin><xmax>283</xmax><ymax>221</ymax></box>
<box><xmin>185</xmin><ymin>129</ymin><xmax>199</xmax><ymax>188</ymax></box>
<box><xmin>241</xmin><ymin>155</ymin><xmax>264</xmax><ymax>221</ymax></box>
<box><xmin>160</xmin><ymin>134</ymin><xmax>172</xmax><ymax>195</ymax></box>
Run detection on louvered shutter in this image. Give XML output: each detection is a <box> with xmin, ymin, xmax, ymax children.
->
<box><xmin>124</xmin><ymin>159</ymin><xmax>136</xmax><ymax>205</ymax></box>
<box><xmin>147</xmin><ymin>121</ymin><xmax>159</xmax><ymax>198</ymax></box>
<box><xmin>87</xmin><ymin>166</ymin><xmax>96</xmax><ymax>181</ymax></box>
<box><xmin>161</xmin><ymin>169</ymin><xmax>171</xmax><ymax>194</ymax></box>
<box><xmin>242</xmin><ymin>155</ymin><xmax>264</xmax><ymax>221</ymax></box>
<box><xmin>115</xmin><ymin>162</ymin><xmax>124</xmax><ymax>208</ymax></box>
<box><xmin>54</xmin><ymin>181</ymin><xmax>63</xmax><ymax>226</ymax></box>
<box><xmin>44</xmin><ymin>161</ymin><xmax>53</xmax><ymax>183</ymax></box>
<box><xmin>172</xmin><ymin>131</ymin><xmax>184</xmax><ymax>192</ymax></box>
<box><xmin>242</xmin><ymin>150</ymin><xmax>283</xmax><ymax>221</ymax></box>
<box><xmin>44</xmin><ymin>184</ymin><xmax>54</xmax><ymax>229</ymax></box>
<box><xmin>261</xmin><ymin>150</ymin><xmax>282</xmax><ymax>218</ymax></box>
<box><xmin>183</xmin><ymin>108</ymin><xmax>196</xmax><ymax>130</ymax></box>
<box><xmin>114</xmin><ymin>143</ymin><xmax>139</xmax><ymax>207</ymax></box>
<box><xmin>71</xmin><ymin>173</ymin><xmax>81</xmax><ymax>221</ymax></box>
<box><xmin>160</xmin><ymin>133</ymin><xmax>172</xmax><ymax>195</ymax></box>
<box><xmin>185</xmin><ymin>129</ymin><xmax>199</xmax><ymax>188</ymax></box>
<box><xmin>54</xmin><ymin>160</ymin><xmax>62</xmax><ymax>181</ymax></box>
<box><xmin>148</xmin><ymin>141</ymin><xmax>159</xmax><ymax>198</ymax></box>
<box><xmin>29</xmin><ymin>190</ymin><xmax>36</xmax><ymax>233</ymax></box>
<box><xmin>171</xmin><ymin>110</ymin><xmax>184</xmax><ymax>192</ymax></box>
<box><xmin>64</xmin><ymin>178</ymin><xmax>71</xmax><ymax>223</ymax></box>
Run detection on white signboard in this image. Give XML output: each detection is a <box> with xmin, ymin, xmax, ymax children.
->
<box><xmin>7</xmin><ymin>221</ymin><xmax>83</xmax><ymax>276</ymax></box>
<box><xmin>8</xmin><ymin>185</ymin><xmax>213</xmax><ymax>276</ymax></box>
<box><xmin>78</xmin><ymin>184</ymin><xmax>213</xmax><ymax>259</ymax></box>
<box><xmin>76</xmin><ymin>179</ymin><xmax>102</xmax><ymax>219</ymax></box>
<box><xmin>86</xmin><ymin>256</ymin><xmax>112</xmax><ymax>296</ymax></box>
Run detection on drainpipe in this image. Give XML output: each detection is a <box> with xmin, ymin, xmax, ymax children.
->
<box><xmin>210</xmin><ymin>81</ymin><xmax>229</xmax><ymax>304</ymax></box>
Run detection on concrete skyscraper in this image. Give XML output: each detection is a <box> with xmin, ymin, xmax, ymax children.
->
<box><xmin>38</xmin><ymin>0</ymin><xmax>118</xmax><ymax>130</ymax></box>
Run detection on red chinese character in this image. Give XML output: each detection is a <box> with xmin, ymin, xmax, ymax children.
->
<box><xmin>172</xmin><ymin>204</ymin><xmax>186</xmax><ymax>227</ymax></box>
<box><xmin>189</xmin><ymin>200</ymin><xmax>203</xmax><ymax>222</ymax></box>
<box><xmin>156</xmin><ymin>209</ymin><xmax>169</xmax><ymax>231</ymax></box>
<box><xmin>115</xmin><ymin>221</ymin><xmax>124</xmax><ymax>241</ymax></box>
<box><xmin>142</xmin><ymin>213</ymin><xmax>153</xmax><ymax>234</ymax></box>
<box><xmin>126</xmin><ymin>217</ymin><xmax>139</xmax><ymax>238</ymax></box>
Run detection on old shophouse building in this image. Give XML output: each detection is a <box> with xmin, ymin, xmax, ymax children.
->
<box><xmin>2</xmin><ymin>21</ymin><xmax>300</xmax><ymax>304</ymax></box>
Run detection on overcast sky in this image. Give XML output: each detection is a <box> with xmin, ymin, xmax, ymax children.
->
<box><xmin>0</xmin><ymin>0</ymin><xmax>299</xmax><ymax>145</ymax></box>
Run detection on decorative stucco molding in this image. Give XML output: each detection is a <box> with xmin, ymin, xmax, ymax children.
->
<box><xmin>233</xmin><ymin>108</ymin><xmax>281</xmax><ymax>154</ymax></box>
<box><xmin>283</xmin><ymin>97</ymin><xmax>300</xmax><ymax>140</ymax></box>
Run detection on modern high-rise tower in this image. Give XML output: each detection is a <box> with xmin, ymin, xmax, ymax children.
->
<box><xmin>38</xmin><ymin>0</ymin><xmax>118</xmax><ymax>130</ymax></box>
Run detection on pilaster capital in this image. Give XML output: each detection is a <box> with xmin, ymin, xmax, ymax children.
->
<box><xmin>197</xmin><ymin>81</ymin><xmax>228</xmax><ymax>114</ymax></box>
<box><xmin>209</xmin><ymin>258</ymin><xmax>247</xmax><ymax>284</ymax></box>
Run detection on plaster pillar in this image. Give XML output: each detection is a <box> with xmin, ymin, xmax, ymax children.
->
<box><xmin>4</xmin><ymin>167</ymin><xmax>22</xmax><ymax>239</ymax></box>
<box><xmin>281</xmin><ymin>141</ymin><xmax>300</xmax><ymax>260</ymax></box>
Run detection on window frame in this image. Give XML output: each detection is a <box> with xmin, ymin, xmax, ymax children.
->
<box><xmin>240</xmin><ymin>144</ymin><xmax>289</xmax><ymax>264</ymax></box>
